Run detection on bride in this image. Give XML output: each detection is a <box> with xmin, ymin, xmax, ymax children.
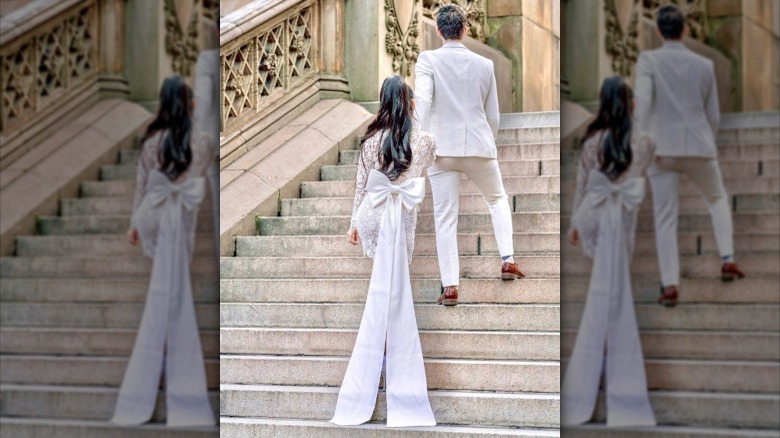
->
<box><xmin>562</xmin><ymin>76</ymin><xmax>657</xmax><ymax>427</ymax></box>
<box><xmin>111</xmin><ymin>75</ymin><xmax>215</xmax><ymax>427</ymax></box>
<box><xmin>331</xmin><ymin>75</ymin><xmax>437</xmax><ymax>427</ymax></box>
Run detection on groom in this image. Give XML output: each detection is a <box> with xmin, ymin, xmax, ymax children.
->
<box><xmin>635</xmin><ymin>4</ymin><xmax>745</xmax><ymax>307</ymax></box>
<box><xmin>414</xmin><ymin>4</ymin><xmax>524</xmax><ymax>307</ymax></box>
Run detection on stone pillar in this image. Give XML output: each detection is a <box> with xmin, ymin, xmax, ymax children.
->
<box><xmin>319</xmin><ymin>0</ymin><xmax>350</xmax><ymax>98</ymax></box>
<box><xmin>487</xmin><ymin>0</ymin><xmax>561</xmax><ymax>112</ymax></box>
<box><xmin>124</xmin><ymin>0</ymin><xmax>204</xmax><ymax>110</ymax></box>
<box><xmin>344</xmin><ymin>0</ymin><xmax>423</xmax><ymax>104</ymax></box>
<box><xmin>707</xmin><ymin>0</ymin><xmax>780</xmax><ymax>111</ymax></box>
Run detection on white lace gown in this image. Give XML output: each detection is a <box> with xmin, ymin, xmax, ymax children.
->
<box><xmin>562</xmin><ymin>131</ymin><xmax>657</xmax><ymax>427</ymax></box>
<box><xmin>331</xmin><ymin>124</ymin><xmax>437</xmax><ymax>427</ymax></box>
<box><xmin>111</xmin><ymin>130</ymin><xmax>215</xmax><ymax>427</ymax></box>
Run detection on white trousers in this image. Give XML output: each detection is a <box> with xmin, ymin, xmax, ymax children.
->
<box><xmin>648</xmin><ymin>156</ymin><xmax>734</xmax><ymax>286</ymax></box>
<box><xmin>428</xmin><ymin>156</ymin><xmax>514</xmax><ymax>287</ymax></box>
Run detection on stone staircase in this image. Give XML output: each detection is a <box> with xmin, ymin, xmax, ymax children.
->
<box><xmin>0</xmin><ymin>147</ymin><xmax>220</xmax><ymax>436</ymax></box>
<box><xmin>219</xmin><ymin>112</ymin><xmax>562</xmax><ymax>437</ymax></box>
<box><xmin>560</xmin><ymin>112</ymin><xmax>780</xmax><ymax>437</ymax></box>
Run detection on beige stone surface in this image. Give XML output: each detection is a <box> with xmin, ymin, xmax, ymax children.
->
<box><xmin>742</xmin><ymin>18</ymin><xmax>780</xmax><ymax>111</ymax></box>
<box><xmin>521</xmin><ymin>17</ymin><xmax>555</xmax><ymax>112</ymax></box>
<box><xmin>522</xmin><ymin>0</ymin><xmax>553</xmax><ymax>31</ymax></box>
<box><xmin>487</xmin><ymin>0</ymin><xmax>523</xmax><ymax>17</ymax></box>
<box><xmin>707</xmin><ymin>0</ymin><xmax>742</xmax><ymax>17</ymax></box>
<box><xmin>219</xmin><ymin>99</ymin><xmax>372</xmax><ymax>255</ymax></box>
<box><xmin>742</xmin><ymin>0</ymin><xmax>779</xmax><ymax>35</ymax></box>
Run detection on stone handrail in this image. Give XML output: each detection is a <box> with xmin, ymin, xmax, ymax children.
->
<box><xmin>0</xmin><ymin>0</ymin><xmax>99</xmax><ymax>159</ymax></box>
<box><xmin>219</xmin><ymin>0</ymin><xmax>319</xmax><ymax>135</ymax></box>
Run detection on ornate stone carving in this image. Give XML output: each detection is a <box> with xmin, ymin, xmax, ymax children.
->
<box><xmin>422</xmin><ymin>0</ymin><xmax>488</xmax><ymax>42</ymax></box>
<box><xmin>1</xmin><ymin>2</ymin><xmax>96</xmax><ymax>132</ymax></box>
<box><xmin>202</xmin><ymin>0</ymin><xmax>220</xmax><ymax>22</ymax></box>
<box><xmin>642</xmin><ymin>0</ymin><xmax>707</xmax><ymax>42</ymax></box>
<box><xmin>164</xmin><ymin>0</ymin><xmax>200</xmax><ymax>77</ymax></box>
<box><xmin>605</xmin><ymin>0</ymin><xmax>640</xmax><ymax>77</ymax></box>
<box><xmin>220</xmin><ymin>5</ymin><xmax>316</xmax><ymax>129</ymax></box>
<box><xmin>384</xmin><ymin>0</ymin><xmax>421</xmax><ymax>77</ymax></box>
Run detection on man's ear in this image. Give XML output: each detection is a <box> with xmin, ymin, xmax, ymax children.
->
<box><xmin>462</xmin><ymin>25</ymin><xmax>469</xmax><ymax>39</ymax></box>
<box><xmin>435</xmin><ymin>27</ymin><xmax>442</xmax><ymax>39</ymax></box>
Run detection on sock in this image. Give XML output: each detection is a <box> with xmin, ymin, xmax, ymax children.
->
<box><xmin>502</xmin><ymin>255</ymin><xmax>514</xmax><ymax>264</ymax></box>
<box><xmin>722</xmin><ymin>255</ymin><xmax>734</xmax><ymax>264</ymax></box>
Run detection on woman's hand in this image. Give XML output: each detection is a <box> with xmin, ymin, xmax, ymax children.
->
<box><xmin>347</xmin><ymin>227</ymin><xmax>359</xmax><ymax>245</ymax></box>
<box><xmin>127</xmin><ymin>228</ymin><xmax>139</xmax><ymax>246</ymax></box>
<box><xmin>567</xmin><ymin>228</ymin><xmax>579</xmax><ymax>246</ymax></box>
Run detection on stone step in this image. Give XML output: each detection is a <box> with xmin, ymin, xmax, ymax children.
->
<box><xmin>220</xmin><ymin>417</ymin><xmax>560</xmax><ymax>438</ymax></box>
<box><xmin>60</xmin><ymin>195</ymin><xmax>216</xmax><ymax>216</ymax></box>
<box><xmin>0</xmin><ymin>278</ymin><xmax>218</xmax><ymax>303</ymax></box>
<box><xmin>716</xmin><ymin>143</ymin><xmax>780</xmax><ymax>160</ymax></box>
<box><xmin>0</xmin><ymin>303</ymin><xmax>218</xmax><ymax>329</ymax></box>
<box><xmin>0</xmin><ymin>418</ymin><xmax>218</xmax><ymax>438</ymax></box>
<box><xmin>220</xmin><ymin>355</ymin><xmax>560</xmax><ymax>393</ymax></box>
<box><xmin>99</xmin><ymin>164</ymin><xmax>135</xmax><ymax>181</ymax></box>
<box><xmin>235</xmin><ymin>233</ymin><xmax>561</xmax><ymax>257</ymax></box>
<box><xmin>257</xmin><ymin>212</ymin><xmax>561</xmax><ymax>236</ymax></box>
<box><xmin>495</xmin><ymin>125</ymin><xmax>560</xmax><ymax>144</ymax></box>
<box><xmin>0</xmin><ymin>355</ymin><xmax>219</xmax><ymax>388</ymax></box>
<box><xmin>14</xmin><ymin>233</ymin><xmax>217</xmax><ymax>257</ymax></box>
<box><xmin>625</xmin><ymin>231</ymin><xmax>780</xmax><ymax>256</ymax></box>
<box><xmin>119</xmin><ymin>148</ymin><xmax>140</xmax><ymax>165</ymax></box>
<box><xmin>302</xmin><ymin>176</ymin><xmax>561</xmax><ymax>198</ymax></box>
<box><xmin>220</xmin><ymin>303</ymin><xmax>559</xmax><ymax>332</ymax></box>
<box><xmin>1</xmin><ymin>256</ymin><xmax>218</xmax><ymax>278</ymax></box>
<box><xmin>562</xmin><ymin>423</ymin><xmax>779</xmax><ymax>438</ymax></box>
<box><xmin>220</xmin><ymin>278</ymin><xmax>561</xmax><ymax>305</ymax></box>
<box><xmin>561</xmin><ymin>277</ymin><xmax>780</xmax><ymax>304</ymax></box>
<box><xmin>560</xmin><ymin>329</ymin><xmax>779</xmax><ymax>361</ymax></box>
<box><xmin>560</xmin><ymin>176</ymin><xmax>779</xmax><ymax>197</ymax></box>
<box><xmin>36</xmin><ymin>214</ymin><xmax>215</xmax><ymax>235</ymax></box>
<box><xmin>587</xmin><ymin>390</ymin><xmax>780</xmax><ymax>429</ymax></box>
<box><xmin>220</xmin><ymin>328</ymin><xmax>560</xmax><ymax>361</ymax></box>
<box><xmin>560</xmin><ymin>193</ymin><xmax>780</xmax><ymax>215</ymax></box>
<box><xmin>0</xmin><ymin>327</ymin><xmax>219</xmax><ymax>357</ymax></box>
<box><xmin>560</xmin><ymin>252</ymin><xmax>780</xmax><ymax>278</ymax></box>
<box><xmin>559</xmin><ymin>357</ymin><xmax>779</xmax><ymax>393</ymax></box>
<box><xmin>220</xmin><ymin>255</ymin><xmax>560</xmax><ymax>279</ymax></box>
<box><xmin>282</xmin><ymin>193</ymin><xmax>561</xmax><ymax>216</ymax></box>
<box><xmin>0</xmin><ymin>384</ymin><xmax>218</xmax><ymax>422</ymax></box>
<box><xmin>560</xmin><ymin>158</ymin><xmax>780</xmax><ymax>179</ymax></box>
<box><xmin>562</xmin><ymin>303</ymin><xmax>779</xmax><ymax>332</ymax></box>
<box><xmin>562</xmin><ymin>211</ymin><xmax>780</xmax><ymax>234</ymax></box>
<box><xmin>80</xmin><ymin>180</ymin><xmax>135</xmax><ymax>197</ymax></box>
<box><xmin>219</xmin><ymin>384</ymin><xmax>560</xmax><ymax>429</ymax></box>
<box><xmin>321</xmin><ymin>159</ymin><xmax>561</xmax><ymax>181</ymax></box>
<box><xmin>339</xmin><ymin>143</ymin><xmax>561</xmax><ymax>165</ymax></box>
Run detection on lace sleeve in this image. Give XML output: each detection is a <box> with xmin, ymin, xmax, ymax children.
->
<box><xmin>420</xmin><ymin>131</ymin><xmax>438</xmax><ymax>169</ymax></box>
<box><xmin>131</xmin><ymin>134</ymin><xmax>159</xmax><ymax>220</ymax></box>
<box><xmin>187</xmin><ymin>132</ymin><xmax>215</xmax><ymax>179</ymax></box>
<box><xmin>571</xmin><ymin>135</ymin><xmax>599</xmax><ymax>225</ymax></box>
<box><xmin>633</xmin><ymin>132</ymin><xmax>657</xmax><ymax>176</ymax></box>
<box><xmin>351</xmin><ymin>134</ymin><xmax>379</xmax><ymax>228</ymax></box>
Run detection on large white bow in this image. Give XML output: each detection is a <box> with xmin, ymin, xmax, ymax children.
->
<box><xmin>366</xmin><ymin>169</ymin><xmax>426</xmax><ymax>211</ymax></box>
<box><xmin>331</xmin><ymin>168</ymin><xmax>435</xmax><ymax>427</ymax></box>
<box><xmin>562</xmin><ymin>169</ymin><xmax>655</xmax><ymax>427</ymax></box>
<box><xmin>145</xmin><ymin>170</ymin><xmax>205</xmax><ymax>211</ymax></box>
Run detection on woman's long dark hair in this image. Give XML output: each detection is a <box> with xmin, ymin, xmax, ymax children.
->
<box><xmin>582</xmin><ymin>76</ymin><xmax>633</xmax><ymax>181</ymax></box>
<box><xmin>359</xmin><ymin>75</ymin><xmax>414</xmax><ymax>181</ymax></box>
<box><xmin>142</xmin><ymin>75</ymin><xmax>193</xmax><ymax>181</ymax></box>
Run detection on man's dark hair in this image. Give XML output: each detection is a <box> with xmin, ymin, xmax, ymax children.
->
<box><xmin>436</xmin><ymin>4</ymin><xmax>467</xmax><ymax>40</ymax></box>
<box><xmin>656</xmin><ymin>4</ymin><xmax>685</xmax><ymax>40</ymax></box>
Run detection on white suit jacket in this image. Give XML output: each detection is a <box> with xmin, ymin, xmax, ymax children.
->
<box><xmin>414</xmin><ymin>42</ymin><xmax>499</xmax><ymax>158</ymax></box>
<box><xmin>634</xmin><ymin>42</ymin><xmax>720</xmax><ymax>158</ymax></box>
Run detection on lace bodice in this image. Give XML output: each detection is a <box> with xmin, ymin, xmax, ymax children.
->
<box><xmin>351</xmin><ymin>124</ymin><xmax>437</xmax><ymax>260</ymax></box>
<box><xmin>570</xmin><ymin>130</ymin><xmax>656</xmax><ymax>258</ymax></box>
<box><xmin>131</xmin><ymin>130</ymin><xmax>214</xmax><ymax>258</ymax></box>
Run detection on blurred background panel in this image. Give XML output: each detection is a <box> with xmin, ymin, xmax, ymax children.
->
<box><xmin>560</xmin><ymin>0</ymin><xmax>779</xmax><ymax>437</ymax></box>
<box><xmin>0</xmin><ymin>0</ymin><xmax>219</xmax><ymax>436</ymax></box>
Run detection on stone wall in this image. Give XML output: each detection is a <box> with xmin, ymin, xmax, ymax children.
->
<box><xmin>486</xmin><ymin>0</ymin><xmax>560</xmax><ymax>112</ymax></box>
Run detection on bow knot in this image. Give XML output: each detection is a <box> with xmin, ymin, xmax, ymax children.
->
<box><xmin>366</xmin><ymin>169</ymin><xmax>426</xmax><ymax>211</ymax></box>
<box><xmin>145</xmin><ymin>170</ymin><xmax>205</xmax><ymax>210</ymax></box>
<box><xmin>587</xmin><ymin>170</ymin><xmax>645</xmax><ymax>211</ymax></box>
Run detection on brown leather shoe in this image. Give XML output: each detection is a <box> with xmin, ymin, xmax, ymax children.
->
<box><xmin>437</xmin><ymin>286</ymin><xmax>458</xmax><ymax>306</ymax></box>
<box><xmin>501</xmin><ymin>261</ymin><xmax>526</xmax><ymax>280</ymax></box>
<box><xmin>657</xmin><ymin>285</ymin><xmax>678</xmax><ymax>308</ymax></box>
<box><xmin>721</xmin><ymin>262</ymin><xmax>746</xmax><ymax>282</ymax></box>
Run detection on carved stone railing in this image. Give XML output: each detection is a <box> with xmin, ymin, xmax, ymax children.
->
<box><xmin>0</xmin><ymin>0</ymin><xmax>99</xmax><ymax>137</ymax></box>
<box><xmin>220</xmin><ymin>0</ymin><xmax>319</xmax><ymax>135</ymax></box>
